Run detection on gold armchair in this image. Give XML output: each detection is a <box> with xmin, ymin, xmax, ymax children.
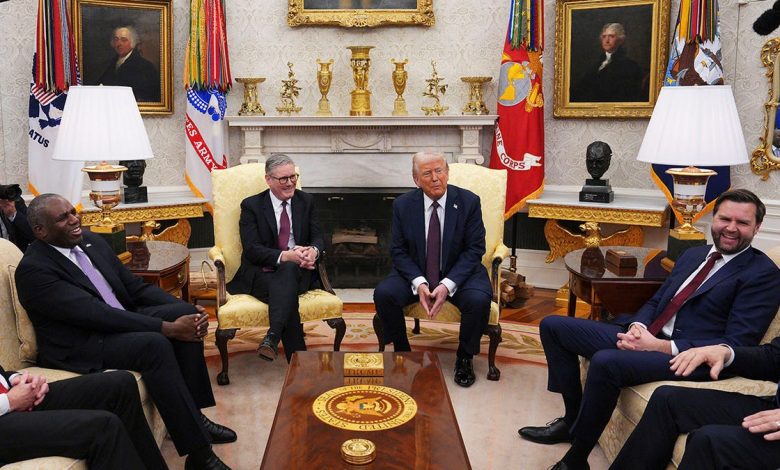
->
<box><xmin>209</xmin><ymin>163</ymin><xmax>345</xmax><ymax>385</ymax></box>
<box><xmin>373</xmin><ymin>163</ymin><xmax>510</xmax><ymax>380</ymax></box>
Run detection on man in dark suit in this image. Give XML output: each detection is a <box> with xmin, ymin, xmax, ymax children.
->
<box><xmin>15</xmin><ymin>193</ymin><xmax>235</xmax><ymax>470</ymax></box>
<box><xmin>0</xmin><ymin>193</ymin><xmax>33</xmax><ymax>252</ymax></box>
<box><xmin>610</xmin><ymin>338</ymin><xmax>780</xmax><ymax>469</ymax></box>
<box><xmin>0</xmin><ymin>367</ymin><xmax>166</xmax><ymax>469</ymax></box>
<box><xmin>519</xmin><ymin>189</ymin><xmax>780</xmax><ymax>470</ymax></box>
<box><xmin>96</xmin><ymin>25</ymin><xmax>160</xmax><ymax>102</ymax></box>
<box><xmin>227</xmin><ymin>153</ymin><xmax>322</xmax><ymax>362</ymax></box>
<box><xmin>373</xmin><ymin>151</ymin><xmax>492</xmax><ymax>387</ymax></box>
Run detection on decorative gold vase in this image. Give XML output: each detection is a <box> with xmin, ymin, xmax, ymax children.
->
<box><xmin>316</xmin><ymin>59</ymin><xmax>334</xmax><ymax>116</ymax></box>
<box><xmin>460</xmin><ymin>76</ymin><xmax>491</xmax><ymax>115</ymax></box>
<box><xmin>236</xmin><ymin>77</ymin><xmax>267</xmax><ymax>116</ymax></box>
<box><xmin>391</xmin><ymin>59</ymin><xmax>408</xmax><ymax>116</ymax></box>
<box><xmin>347</xmin><ymin>46</ymin><xmax>374</xmax><ymax>116</ymax></box>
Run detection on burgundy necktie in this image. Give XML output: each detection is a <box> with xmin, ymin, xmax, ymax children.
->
<box><xmin>71</xmin><ymin>248</ymin><xmax>125</xmax><ymax>310</ymax></box>
<box><xmin>426</xmin><ymin>201</ymin><xmax>441</xmax><ymax>288</ymax></box>
<box><xmin>278</xmin><ymin>201</ymin><xmax>290</xmax><ymax>250</ymax></box>
<box><xmin>0</xmin><ymin>380</ymin><xmax>7</xmax><ymax>394</ymax></box>
<box><xmin>647</xmin><ymin>252</ymin><xmax>723</xmax><ymax>336</ymax></box>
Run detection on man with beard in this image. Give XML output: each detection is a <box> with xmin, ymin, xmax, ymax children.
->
<box><xmin>518</xmin><ymin>189</ymin><xmax>780</xmax><ymax>470</ymax></box>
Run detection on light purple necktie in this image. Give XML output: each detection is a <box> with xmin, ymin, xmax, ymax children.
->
<box><xmin>71</xmin><ymin>248</ymin><xmax>124</xmax><ymax>310</ymax></box>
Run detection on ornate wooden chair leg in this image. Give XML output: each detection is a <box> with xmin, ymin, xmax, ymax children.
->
<box><xmin>485</xmin><ymin>323</ymin><xmax>502</xmax><ymax>381</ymax></box>
<box><xmin>215</xmin><ymin>328</ymin><xmax>237</xmax><ymax>386</ymax></box>
<box><xmin>326</xmin><ymin>317</ymin><xmax>347</xmax><ymax>351</ymax></box>
<box><xmin>412</xmin><ymin>318</ymin><xmax>421</xmax><ymax>334</ymax></box>
<box><xmin>372</xmin><ymin>314</ymin><xmax>386</xmax><ymax>352</ymax></box>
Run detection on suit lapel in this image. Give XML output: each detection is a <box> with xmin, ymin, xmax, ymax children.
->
<box><xmin>261</xmin><ymin>191</ymin><xmax>278</xmax><ymax>246</ymax></box>
<box><xmin>38</xmin><ymin>242</ymin><xmax>101</xmax><ymax>297</ymax></box>
<box><xmin>411</xmin><ymin>190</ymin><xmax>426</xmax><ymax>267</ymax></box>
<box><xmin>81</xmin><ymin>241</ymin><xmax>126</xmax><ymax>299</ymax></box>
<box><xmin>441</xmin><ymin>186</ymin><xmax>458</xmax><ymax>270</ymax></box>
<box><xmin>291</xmin><ymin>191</ymin><xmax>303</xmax><ymax>245</ymax></box>
<box><xmin>657</xmin><ymin>249</ymin><xmax>708</xmax><ymax>307</ymax></box>
<box><xmin>688</xmin><ymin>248</ymin><xmax>753</xmax><ymax>301</ymax></box>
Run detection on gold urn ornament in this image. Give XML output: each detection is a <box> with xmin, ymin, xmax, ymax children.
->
<box><xmin>460</xmin><ymin>76</ymin><xmax>491</xmax><ymax>115</ymax></box>
<box><xmin>277</xmin><ymin>62</ymin><xmax>302</xmax><ymax>115</ymax></box>
<box><xmin>347</xmin><ymin>46</ymin><xmax>374</xmax><ymax>116</ymax></box>
<box><xmin>421</xmin><ymin>60</ymin><xmax>448</xmax><ymax>116</ymax></box>
<box><xmin>316</xmin><ymin>59</ymin><xmax>334</xmax><ymax>116</ymax></box>
<box><xmin>391</xmin><ymin>59</ymin><xmax>409</xmax><ymax>116</ymax></box>
<box><xmin>236</xmin><ymin>77</ymin><xmax>266</xmax><ymax>116</ymax></box>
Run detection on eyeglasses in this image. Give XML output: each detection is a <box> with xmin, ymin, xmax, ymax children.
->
<box><xmin>419</xmin><ymin>167</ymin><xmax>447</xmax><ymax>180</ymax></box>
<box><xmin>268</xmin><ymin>173</ymin><xmax>299</xmax><ymax>185</ymax></box>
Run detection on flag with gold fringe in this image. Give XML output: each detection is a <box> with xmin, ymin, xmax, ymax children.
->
<box><xmin>28</xmin><ymin>0</ymin><xmax>83</xmax><ymax>207</ymax></box>
<box><xmin>489</xmin><ymin>0</ymin><xmax>545</xmax><ymax>219</ymax></box>
<box><xmin>651</xmin><ymin>0</ymin><xmax>728</xmax><ymax>224</ymax></box>
<box><xmin>184</xmin><ymin>0</ymin><xmax>232</xmax><ymax>212</ymax></box>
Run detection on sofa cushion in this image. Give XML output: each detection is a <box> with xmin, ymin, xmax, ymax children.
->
<box><xmin>403</xmin><ymin>300</ymin><xmax>500</xmax><ymax>325</ymax></box>
<box><xmin>218</xmin><ymin>289</ymin><xmax>343</xmax><ymax>329</ymax></box>
<box><xmin>9</xmin><ymin>265</ymin><xmax>36</xmax><ymax>364</ymax></box>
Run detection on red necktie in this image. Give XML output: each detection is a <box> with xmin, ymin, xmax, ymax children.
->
<box><xmin>0</xmin><ymin>380</ymin><xmax>8</xmax><ymax>394</ymax></box>
<box><xmin>647</xmin><ymin>252</ymin><xmax>723</xmax><ymax>336</ymax></box>
<box><xmin>426</xmin><ymin>201</ymin><xmax>441</xmax><ymax>287</ymax></box>
<box><xmin>278</xmin><ymin>201</ymin><xmax>290</xmax><ymax>250</ymax></box>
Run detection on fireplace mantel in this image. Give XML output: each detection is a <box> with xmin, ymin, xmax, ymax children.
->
<box><xmin>226</xmin><ymin>114</ymin><xmax>497</xmax><ymax>165</ymax></box>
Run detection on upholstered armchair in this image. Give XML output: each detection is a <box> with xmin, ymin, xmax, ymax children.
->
<box><xmin>209</xmin><ymin>163</ymin><xmax>345</xmax><ymax>385</ymax></box>
<box><xmin>373</xmin><ymin>163</ymin><xmax>510</xmax><ymax>380</ymax></box>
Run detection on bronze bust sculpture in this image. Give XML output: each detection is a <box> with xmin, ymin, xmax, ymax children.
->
<box><xmin>579</xmin><ymin>141</ymin><xmax>614</xmax><ymax>203</ymax></box>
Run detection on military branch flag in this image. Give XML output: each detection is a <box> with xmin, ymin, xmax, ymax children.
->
<box><xmin>184</xmin><ymin>0</ymin><xmax>232</xmax><ymax>212</ymax></box>
<box><xmin>651</xmin><ymin>0</ymin><xmax>728</xmax><ymax>223</ymax></box>
<box><xmin>28</xmin><ymin>0</ymin><xmax>83</xmax><ymax>207</ymax></box>
<box><xmin>489</xmin><ymin>0</ymin><xmax>545</xmax><ymax>219</ymax></box>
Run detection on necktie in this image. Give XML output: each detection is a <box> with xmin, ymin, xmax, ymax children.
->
<box><xmin>0</xmin><ymin>380</ymin><xmax>7</xmax><ymax>394</ymax></box>
<box><xmin>71</xmin><ymin>248</ymin><xmax>125</xmax><ymax>310</ymax></box>
<box><xmin>426</xmin><ymin>201</ymin><xmax>441</xmax><ymax>288</ymax></box>
<box><xmin>647</xmin><ymin>252</ymin><xmax>723</xmax><ymax>336</ymax></box>
<box><xmin>278</xmin><ymin>201</ymin><xmax>290</xmax><ymax>251</ymax></box>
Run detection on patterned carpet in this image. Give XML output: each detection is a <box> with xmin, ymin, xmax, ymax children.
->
<box><xmin>203</xmin><ymin>312</ymin><xmax>546</xmax><ymax>364</ymax></box>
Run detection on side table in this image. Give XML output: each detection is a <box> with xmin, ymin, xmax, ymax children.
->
<box><xmin>127</xmin><ymin>240</ymin><xmax>190</xmax><ymax>302</ymax></box>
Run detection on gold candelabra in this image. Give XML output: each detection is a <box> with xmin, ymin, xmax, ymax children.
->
<box><xmin>460</xmin><ymin>76</ymin><xmax>491</xmax><ymax>115</ymax></box>
<box><xmin>277</xmin><ymin>62</ymin><xmax>302</xmax><ymax>115</ymax></box>
<box><xmin>421</xmin><ymin>60</ymin><xmax>448</xmax><ymax>116</ymax></box>
<box><xmin>236</xmin><ymin>77</ymin><xmax>266</xmax><ymax>116</ymax></box>
<box><xmin>316</xmin><ymin>59</ymin><xmax>334</xmax><ymax>116</ymax></box>
<box><xmin>391</xmin><ymin>59</ymin><xmax>408</xmax><ymax>116</ymax></box>
<box><xmin>347</xmin><ymin>46</ymin><xmax>374</xmax><ymax>116</ymax></box>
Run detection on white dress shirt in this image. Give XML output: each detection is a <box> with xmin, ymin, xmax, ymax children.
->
<box><xmin>0</xmin><ymin>372</ymin><xmax>20</xmax><ymax>416</ymax></box>
<box><xmin>411</xmin><ymin>191</ymin><xmax>457</xmax><ymax>297</ymax></box>
<box><xmin>269</xmin><ymin>192</ymin><xmax>296</xmax><ymax>265</ymax></box>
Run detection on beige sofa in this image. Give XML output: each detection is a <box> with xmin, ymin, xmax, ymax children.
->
<box><xmin>0</xmin><ymin>238</ymin><xmax>166</xmax><ymax>469</ymax></box>
<box><xmin>591</xmin><ymin>247</ymin><xmax>780</xmax><ymax>468</ymax></box>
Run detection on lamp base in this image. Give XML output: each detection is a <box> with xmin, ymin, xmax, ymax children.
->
<box><xmin>123</xmin><ymin>186</ymin><xmax>148</xmax><ymax>204</ymax></box>
<box><xmin>666</xmin><ymin>230</ymin><xmax>707</xmax><ymax>262</ymax></box>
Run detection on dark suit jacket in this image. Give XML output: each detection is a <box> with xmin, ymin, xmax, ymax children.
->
<box><xmin>1</xmin><ymin>199</ymin><xmax>33</xmax><ymax>252</ymax></box>
<box><xmin>571</xmin><ymin>46</ymin><xmax>646</xmax><ymax>102</ymax></box>
<box><xmin>625</xmin><ymin>244</ymin><xmax>780</xmax><ymax>352</ymax></box>
<box><xmin>390</xmin><ymin>185</ymin><xmax>491</xmax><ymax>296</ymax></box>
<box><xmin>730</xmin><ymin>337</ymin><xmax>780</xmax><ymax>385</ymax></box>
<box><xmin>97</xmin><ymin>49</ymin><xmax>160</xmax><ymax>102</ymax></box>
<box><xmin>227</xmin><ymin>189</ymin><xmax>323</xmax><ymax>295</ymax></box>
<box><xmin>15</xmin><ymin>232</ymin><xmax>182</xmax><ymax>373</ymax></box>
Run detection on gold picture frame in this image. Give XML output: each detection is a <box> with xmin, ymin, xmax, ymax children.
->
<box><xmin>288</xmin><ymin>0</ymin><xmax>434</xmax><ymax>28</ymax></box>
<box><xmin>553</xmin><ymin>0</ymin><xmax>669</xmax><ymax>118</ymax></box>
<box><xmin>72</xmin><ymin>0</ymin><xmax>172</xmax><ymax>115</ymax></box>
<box><xmin>751</xmin><ymin>38</ymin><xmax>780</xmax><ymax>180</ymax></box>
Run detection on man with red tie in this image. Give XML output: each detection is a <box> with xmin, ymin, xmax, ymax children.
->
<box><xmin>519</xmin><ymin>189</ymin><xmax>780</xmax><ymax>470</ymax></box>
<box><xmin>373</xmin><ymin>151</ymin><xmax>492</xmax><ymax>387</ymax></box>
<box><xmin>226</xmin><ymin>153</ymin><xmax>323</xmax><ymax>362</ymax></box>
<box><xmin>0</xmin><ymin>367</ymin><xmax>166</xmax><ymax>469</ymax></box>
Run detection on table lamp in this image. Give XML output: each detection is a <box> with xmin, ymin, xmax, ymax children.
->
<box><xmin>636</xmin><ymin>85</ymin><xmax>748</xmax><ymax>261</ymax></box>
<box><xmin>52</xmin><ymin>85</ymin><xmax>154</xmax><ymax>254</ymax></box>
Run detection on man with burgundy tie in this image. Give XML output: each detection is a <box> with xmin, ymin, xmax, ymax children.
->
<box><xmin>373</xmin><ymin>151</ymin><xmax>492</xmax><ymax>387</ymax></box>
<box><xmin>226</xmin><ymin>153</ymin><xmax>322</xmax><ymax>362</ymax></box>
<box><xmin>15</xmin><ymin>194</ymin><xmax>235</xmax><ymax>470</ymax></box>
<box><xmin>519</xmin><ymin>189</ymin><xmax>780</xmax><ymax>470</ymax></box>
<box><xmin>609</xmin><ymin>337</ymin><xmax>780</xmax><ymax>469</ymax></box>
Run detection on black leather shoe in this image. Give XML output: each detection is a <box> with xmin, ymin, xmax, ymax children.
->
<box><xmin>453</xmin><ymin>357</ymin><xmax>476</xmax><ymax>387</ymax></box>
<box><xmin>184</xmin><ymin>448</ymin><xmax>231</xmax><ymax>470</ymax></box>
<box><xmin>518</xmin><ymin>417</ymin><xmax>572</xmax><ymax>444</ymax></box>
<box><xmin>257</xmin><ymin>332</ymin><xmax>279</xmax><ymax>361</ymax></box>
<box><xmin>549</xmin><ymin>460</ymin><xmax>589</xmax><ymax>470</ymax></box>
<box><xmin>202</xmin><ymin>414</ymin><xmax>237</xmax><ymax>444</ymax></box>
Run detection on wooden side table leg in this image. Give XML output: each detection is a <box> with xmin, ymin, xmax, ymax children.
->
<box><xmin>567</xmin><ymin>275</ymin><xmax>576</xmax><ymax>317</ymax></box>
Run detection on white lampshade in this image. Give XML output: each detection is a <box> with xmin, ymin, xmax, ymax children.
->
<box><xmin>52</xmin><ymin>86</ymin><xmax>153</xmax><ymax>162</ymax></box>
<box><xmin>636</xmin><ymin>85</ymin><xmax>748</xmax><ymax>166</ymax></box>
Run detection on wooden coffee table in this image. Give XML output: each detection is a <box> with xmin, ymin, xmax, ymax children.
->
<box><xmin>260</xmin><ymin>351</ymin><xmax>471</xmax><ymax>469</ymax></box>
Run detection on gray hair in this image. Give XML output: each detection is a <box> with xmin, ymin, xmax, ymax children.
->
<box><xmin>411</xmin><ymin>151</ymin><xmax>448</xmax><ymax>176</ymax></box>
<box><xmin>27</xmin><ymin>193</ymin><xmax>64</xmax><ymax>229</ymax></box>
<box><xmin>601</xmin><ymin>23</ymin><xmax>626</xmax><ymax>40</ymax></box>
<box><xmin>265</xmin><ymin>153</ymin><xmax>295</xmax><ymax>175</ymax></box>
<box><xmin>113</xmin><ymin>25</ymin><xmax>139</xmax><ymax>48</ymax></box>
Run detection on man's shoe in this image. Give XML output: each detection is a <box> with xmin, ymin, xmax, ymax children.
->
<box><xmin>202</xmin><ymin>414</ymin><xmax>237</xmax><ymax>444</ymax></box>
<box><xmin>549</xmin><ymin>460</ymin><xmax>589</xmax><ymax>470</ymax></box>
<box><xmin>257</xmin><ymin>332</ymin><xmax>279</xmax><ymax>361</ymax></box>
<box><xmin>518</xmin><ymin>417</ymin><xmax>572</xmax><ymax>444</ymax></box>
<box><xmin>184</xmin><ymin>448</ymin><xmax>231</xmax><ymax>470</ymax></box>
<box><xmin>453</xmin><ymin>357</ymin><xmax>476</xmax><ymax>387</ymax></box>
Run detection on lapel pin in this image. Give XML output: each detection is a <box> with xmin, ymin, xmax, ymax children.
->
<box><xmin>453</xmin><ymin>204</ymin><xmax>458</xmax><ymax>209</ymax></box>
<box><xmin>86</xmin><ymin>244</ymin><xmax>92</xmax><ymax>247</ymax></box>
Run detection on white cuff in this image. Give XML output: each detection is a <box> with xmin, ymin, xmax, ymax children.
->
<box><xmin>0</xmin><ymin>394</ymin><xmax>10</xmax><ymax>416</ymax></box>
<box><xmin>723</xmin><ymin>344</ymin><xmax>736</xmax><ymax>367</ymax></box>
<box><xmin>411</xmin><ymin>276</ymin><xmax>426</xmax><ymax>295</ymax></box>
<box><xmin>441</xmin><ymin>278</ymin><xmax>457</xmax><ymax>297</ymax></box>
<box><xmin>629</xmin><ymin>322</ymin><xmax>647</xmax><ymax>330</ymax></box>
<box><xmin>670</xmin><ymin>341</ymin><xmax>679</xmax><ymax>356</ymax></box>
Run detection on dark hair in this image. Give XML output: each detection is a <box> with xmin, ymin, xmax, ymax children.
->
<box><xmin>713</xmin><ymin>189</ymin><xmax>766</xmax><ymax>224</ymax></box>
<box><xmin>27</xmin><ymin>193</ymin><xmax>63</xmax><ymax>229</ymax></box>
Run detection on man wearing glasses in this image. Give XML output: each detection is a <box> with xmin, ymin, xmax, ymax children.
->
<box><xmin>374</xmin><ymin>151</ymin><xmax>491</xmax><ymax>387</ymax></box>
<box><xmin>227</xmin><ymin>154</ymin><xmax>323</xmax><ymax>362</ymax></box>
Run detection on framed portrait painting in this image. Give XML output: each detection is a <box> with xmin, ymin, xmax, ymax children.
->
<box><xmin>553</xmin><ymin>0</ymin><xmax>670</xmax><ymax>118</ymax></box>
<box><xmin>288</xmin><ymin>0</ymin><xmax>434</xmax><ymax>27</ymax></box>
<box><xmin>72</xmin><ymin>0</ymin><xmax>172</xmax><ymax>115</ymax></box>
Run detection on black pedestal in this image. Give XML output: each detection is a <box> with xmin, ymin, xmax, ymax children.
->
<box><xmin>666</xmin><ymin>233</ymin><xmax>707</xmax><ymax>261</ymax></box>
<box><xmin>90</xmin><ymin>227</ymin><xmax>127</xmax><ymax>255</ymax></box>
<box><xmin>124</xmin><ymin>186</ymin><xmax>148</xmax><ymax>204</ymax></box>
<box><xmin>579</xmin><ymin>178</ymin><xmax>614</xmax><ymax>203</ymax></box>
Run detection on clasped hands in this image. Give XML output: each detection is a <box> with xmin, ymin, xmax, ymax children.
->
<box><xmin>280</xmin><ymin>245</ymin><xmax>317</xmax><ymax>270</ymax></box>
<box><xmin>417</xmin><ymin>282</ymin><xmax>448</xmax><ymax>320</ymax></box>
<box><xmin>616</xmin><ymin>324</ymin><xmax>671</xmax><ymax>354</ymax></box>
<box><xmin>161</xmin><ymin>305</ymin><xmax>209</xmax><ymax>342</ymax></box>
<box><xmin>7</xmin><ymin>372</ymin><xmax>48</xmax><ymax>412</ymax></box>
